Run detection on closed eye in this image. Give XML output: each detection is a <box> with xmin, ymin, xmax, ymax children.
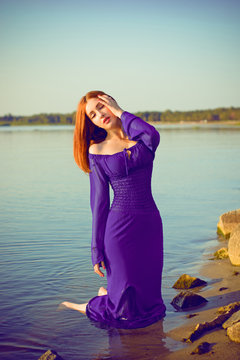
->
<box><xmin>90</xmin><ymin>104</ymin><xmax>104</xmax><ymax>119</ymax></box>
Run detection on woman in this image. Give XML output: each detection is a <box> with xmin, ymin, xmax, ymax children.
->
<box><xmin>61</xmin><ymin>90</ymin><xmax>166</xmax><ymax>329</ymax></box>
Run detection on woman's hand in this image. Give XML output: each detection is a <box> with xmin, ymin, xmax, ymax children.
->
<box><xmin>97</xmin><ymin>94</ymin><xmax>124</xmax><ymax>118</ymax></box>
<box><xmin>94</xmin><ymin>261</ymin><xmax>106</xmax><ymax>277</ymax></box>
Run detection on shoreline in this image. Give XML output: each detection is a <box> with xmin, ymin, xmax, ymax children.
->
<box><xmin>164</xmin><ymin>237</ymin><xmax>240</xmax><ymax>359</ymax></box>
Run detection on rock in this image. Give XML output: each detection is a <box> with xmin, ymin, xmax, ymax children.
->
<box><xmin>38</xmin><ymin>350</ymin><xmax>64</xmax><ymax>360</ymax></box>
<box><xmin>186</xmin><ymin>313</ymin><xmax>198</xmax><ymax>319</ymax></box>
<box><xmin>185</xmin><ymin>301</ymin><xmax>240</xmax><ymax>343</ymax></box>
<box><xmin>191</xmin><ymin>342</ymin><xmax>212</xmax><ymax>355</ymax></box>
<box><xmin>222</xmin><ymin>310</ymin><xmax>240</xmax><ymax>329</ymax></box>
<box><xmin>214</xmin><ymin>247</ymin><xmax>228</xmax><ymax>259</ymax></box>
<box><xmin>227</xmin><ymin>322</ymin><xmax>240</xmax><ymax>343</ymax></box>
<box><xmin>218</xmin><ymin>301</ymin><xmax>240</xmax><ymax>314</ymax></box>
<box><xmin>173</xmin><ymin>274</ymin><xmax>207</xmax><ymax>289</ymax></box>
<box><xmin>228</xmin><ymin>224</ymin><xmax>240</xmax><ymax>266</ymax></box>
<box><xmin>186</xmin><ymin>314</ymin><xmax>228</xmax><ymax>342</ymax></box>
<box><xmin>217</xmin><ymin>209</ymin><xmax>240</xmax><ymax>238</ymax></box>
<box><xmin>171</xmin><ymin>291</ymin><xmax>208</xmax><ymax>310</ymax></box>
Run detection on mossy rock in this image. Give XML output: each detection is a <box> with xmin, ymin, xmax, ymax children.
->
<box><xmin>214</xmin><ymin>247</ymin><xmax>228</xmax><ymax>259</ymax></box>
<box><xmin>173</xmin><ymin>274</ymin><xmax>207</xmax><ymax>289</ymax></box>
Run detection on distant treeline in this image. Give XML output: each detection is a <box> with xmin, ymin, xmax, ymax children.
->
<box><xmin>136</xmin><ymin>107</ymin><xmax>240</xmax><ymax>123</ymax></box>
<box><xmin>0</xmin><ymin>107</ymin><xmax>240</xmax><ymax>126</ymax></box>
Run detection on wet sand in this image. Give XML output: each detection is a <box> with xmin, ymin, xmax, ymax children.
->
<box><xmin>164</xmin><ymin>238</ymin><xmax>240</xmax><ymax>359</ymax></box>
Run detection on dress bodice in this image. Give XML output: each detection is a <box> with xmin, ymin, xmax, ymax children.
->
<box><xmin>89</xmin><ymin>140</ymin><xmax>159</xmax><ymax>214</ymax></box>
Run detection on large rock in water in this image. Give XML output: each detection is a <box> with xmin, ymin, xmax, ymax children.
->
<box><xmin>228</xmin><ymin>224</ymin><xmax>240</xmax><ymax>266</ymax></box>
<box><xmin>217</xmin><ymin>209</ymin><xmax>240</xmax><ymax>238</ymax></box>
<box><xmin>173</xmin><ymin>274</ymin><xmax>207</xmax><ymax>289</ymax></box>
<box><xmin>171</xmin><ymin>291</ymin><xmax>208</xmax><ymax>310</ymax></box>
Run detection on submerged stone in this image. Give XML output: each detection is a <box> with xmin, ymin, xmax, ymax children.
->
<box><xmin>171</xmin><ymin>291</ymin><xmax>208</xmax><ymax>310</ymax></box>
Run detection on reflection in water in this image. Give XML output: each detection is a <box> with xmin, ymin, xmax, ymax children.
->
<box><xmin>89</xmin><ymin>319</ymin><xmax>170</xmax><ymax>360</ymax></box>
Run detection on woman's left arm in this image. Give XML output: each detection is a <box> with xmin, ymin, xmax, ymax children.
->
<box><xmin>97</xmin><ymin>94</ymin><xmax>160</xmax><ymax>154</ymax></box>
<box><xmin>120</xmin><ymin>111</ymin><xmax>160</xmax><ymax>153</ymax></box>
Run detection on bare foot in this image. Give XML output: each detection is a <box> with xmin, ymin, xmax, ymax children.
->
<box><xmin>98</xmin><ymin>286</ymin><xmax>108</xmax><ymax>296</ymax></box>
<box><xmin>60</xmin><ymin>301</ymin><xmax>88</xmax><ymax>314</ymax></box>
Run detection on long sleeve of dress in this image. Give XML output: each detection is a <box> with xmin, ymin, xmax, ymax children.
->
<box><xmin>89</xmin><ymin>156</ymin><xmax>110</xmax><ymax>267</ymax></box>
<box><xmin>120</xmin><ymin>111</ymin><xmax>160</xmax><ymax>153</ymax></box>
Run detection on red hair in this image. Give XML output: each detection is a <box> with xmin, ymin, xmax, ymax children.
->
<box><xmin>73</xmin><ymin>90</ymin><xmax>108</xmax><ymax>173</ymax></box>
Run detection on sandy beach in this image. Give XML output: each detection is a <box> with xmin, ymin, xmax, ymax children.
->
<box><xmin>164</xmin><ymin>237</ymin><xmax>240</xmax><ymax>359</ymax></box>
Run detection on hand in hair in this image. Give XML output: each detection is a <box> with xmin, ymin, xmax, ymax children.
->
<box><xmin>97</xmin><ymin>94</ymin><xmax>124</xmax><ymax>118</ymax></box>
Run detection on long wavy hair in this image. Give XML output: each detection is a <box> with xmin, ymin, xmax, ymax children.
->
<box><xmin>73</xmin><ymin>90</ymin><xmax>109</xmax><ymax>173</ymax></box>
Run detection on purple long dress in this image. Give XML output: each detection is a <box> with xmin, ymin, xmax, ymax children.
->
<box><xmin>86</xmin><ymin>111</ymin><xmax>166</xmax><ymax>329</ymax></box>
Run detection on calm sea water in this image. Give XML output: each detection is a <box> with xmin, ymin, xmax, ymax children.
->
<box><xmin>0</xmin><ymin>124</ymin><xmax>240</xmax><ymax>360</ymax></box>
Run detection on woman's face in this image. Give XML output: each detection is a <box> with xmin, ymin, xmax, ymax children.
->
<box><xmin>85</xmin><ymin>97</ymin><xmax>117</xmax><ymax>129</ymax></box>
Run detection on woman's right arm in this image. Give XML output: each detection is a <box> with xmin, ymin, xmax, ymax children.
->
<box><xmin>89</xmin><ymin>156</ymin><xmax>110</xmax><ymax>273</ymax></box>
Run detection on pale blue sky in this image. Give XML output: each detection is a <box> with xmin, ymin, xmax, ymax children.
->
<box><xmin>0</xmin><ymin>0</ymin><xmax>239</xmax><ymax>115</ymax></box>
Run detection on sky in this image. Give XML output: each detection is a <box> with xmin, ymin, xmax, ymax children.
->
<box><xmin>0</xmin><ymin>0</ymin><xmax>239</xmax><ymax>115</ymax></box>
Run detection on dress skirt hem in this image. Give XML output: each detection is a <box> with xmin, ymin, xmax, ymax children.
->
<box><xmin>86</xmin><ymin>296</ymin><xmax>166</xmax><ymax>329</ymax></box>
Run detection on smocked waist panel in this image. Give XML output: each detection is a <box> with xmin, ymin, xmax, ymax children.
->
<box><xmin>109</xmin><ymin>166</ymin><xmax>159</xmax><ymax>214</ymax></box>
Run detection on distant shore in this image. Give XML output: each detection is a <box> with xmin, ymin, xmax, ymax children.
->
<box><xmin>165</xmin><ymin>237</ymin><xmax>240</xmax><ymax>360</ymax></box>
<box><xmin>0</xmin><ymin>120</ymin><xmax>240</xmax><ymax>127</ymax></box>
<box><xmin>1</xmin><ymin>107</ymin><xmax>239</xmax><ymax>126</ymax></box>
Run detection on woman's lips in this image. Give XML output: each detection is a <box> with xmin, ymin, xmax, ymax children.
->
<box><xmin>103</xmin><ymin>117</ymin><xmax>110</xmax><ymax>124</ymax></box>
